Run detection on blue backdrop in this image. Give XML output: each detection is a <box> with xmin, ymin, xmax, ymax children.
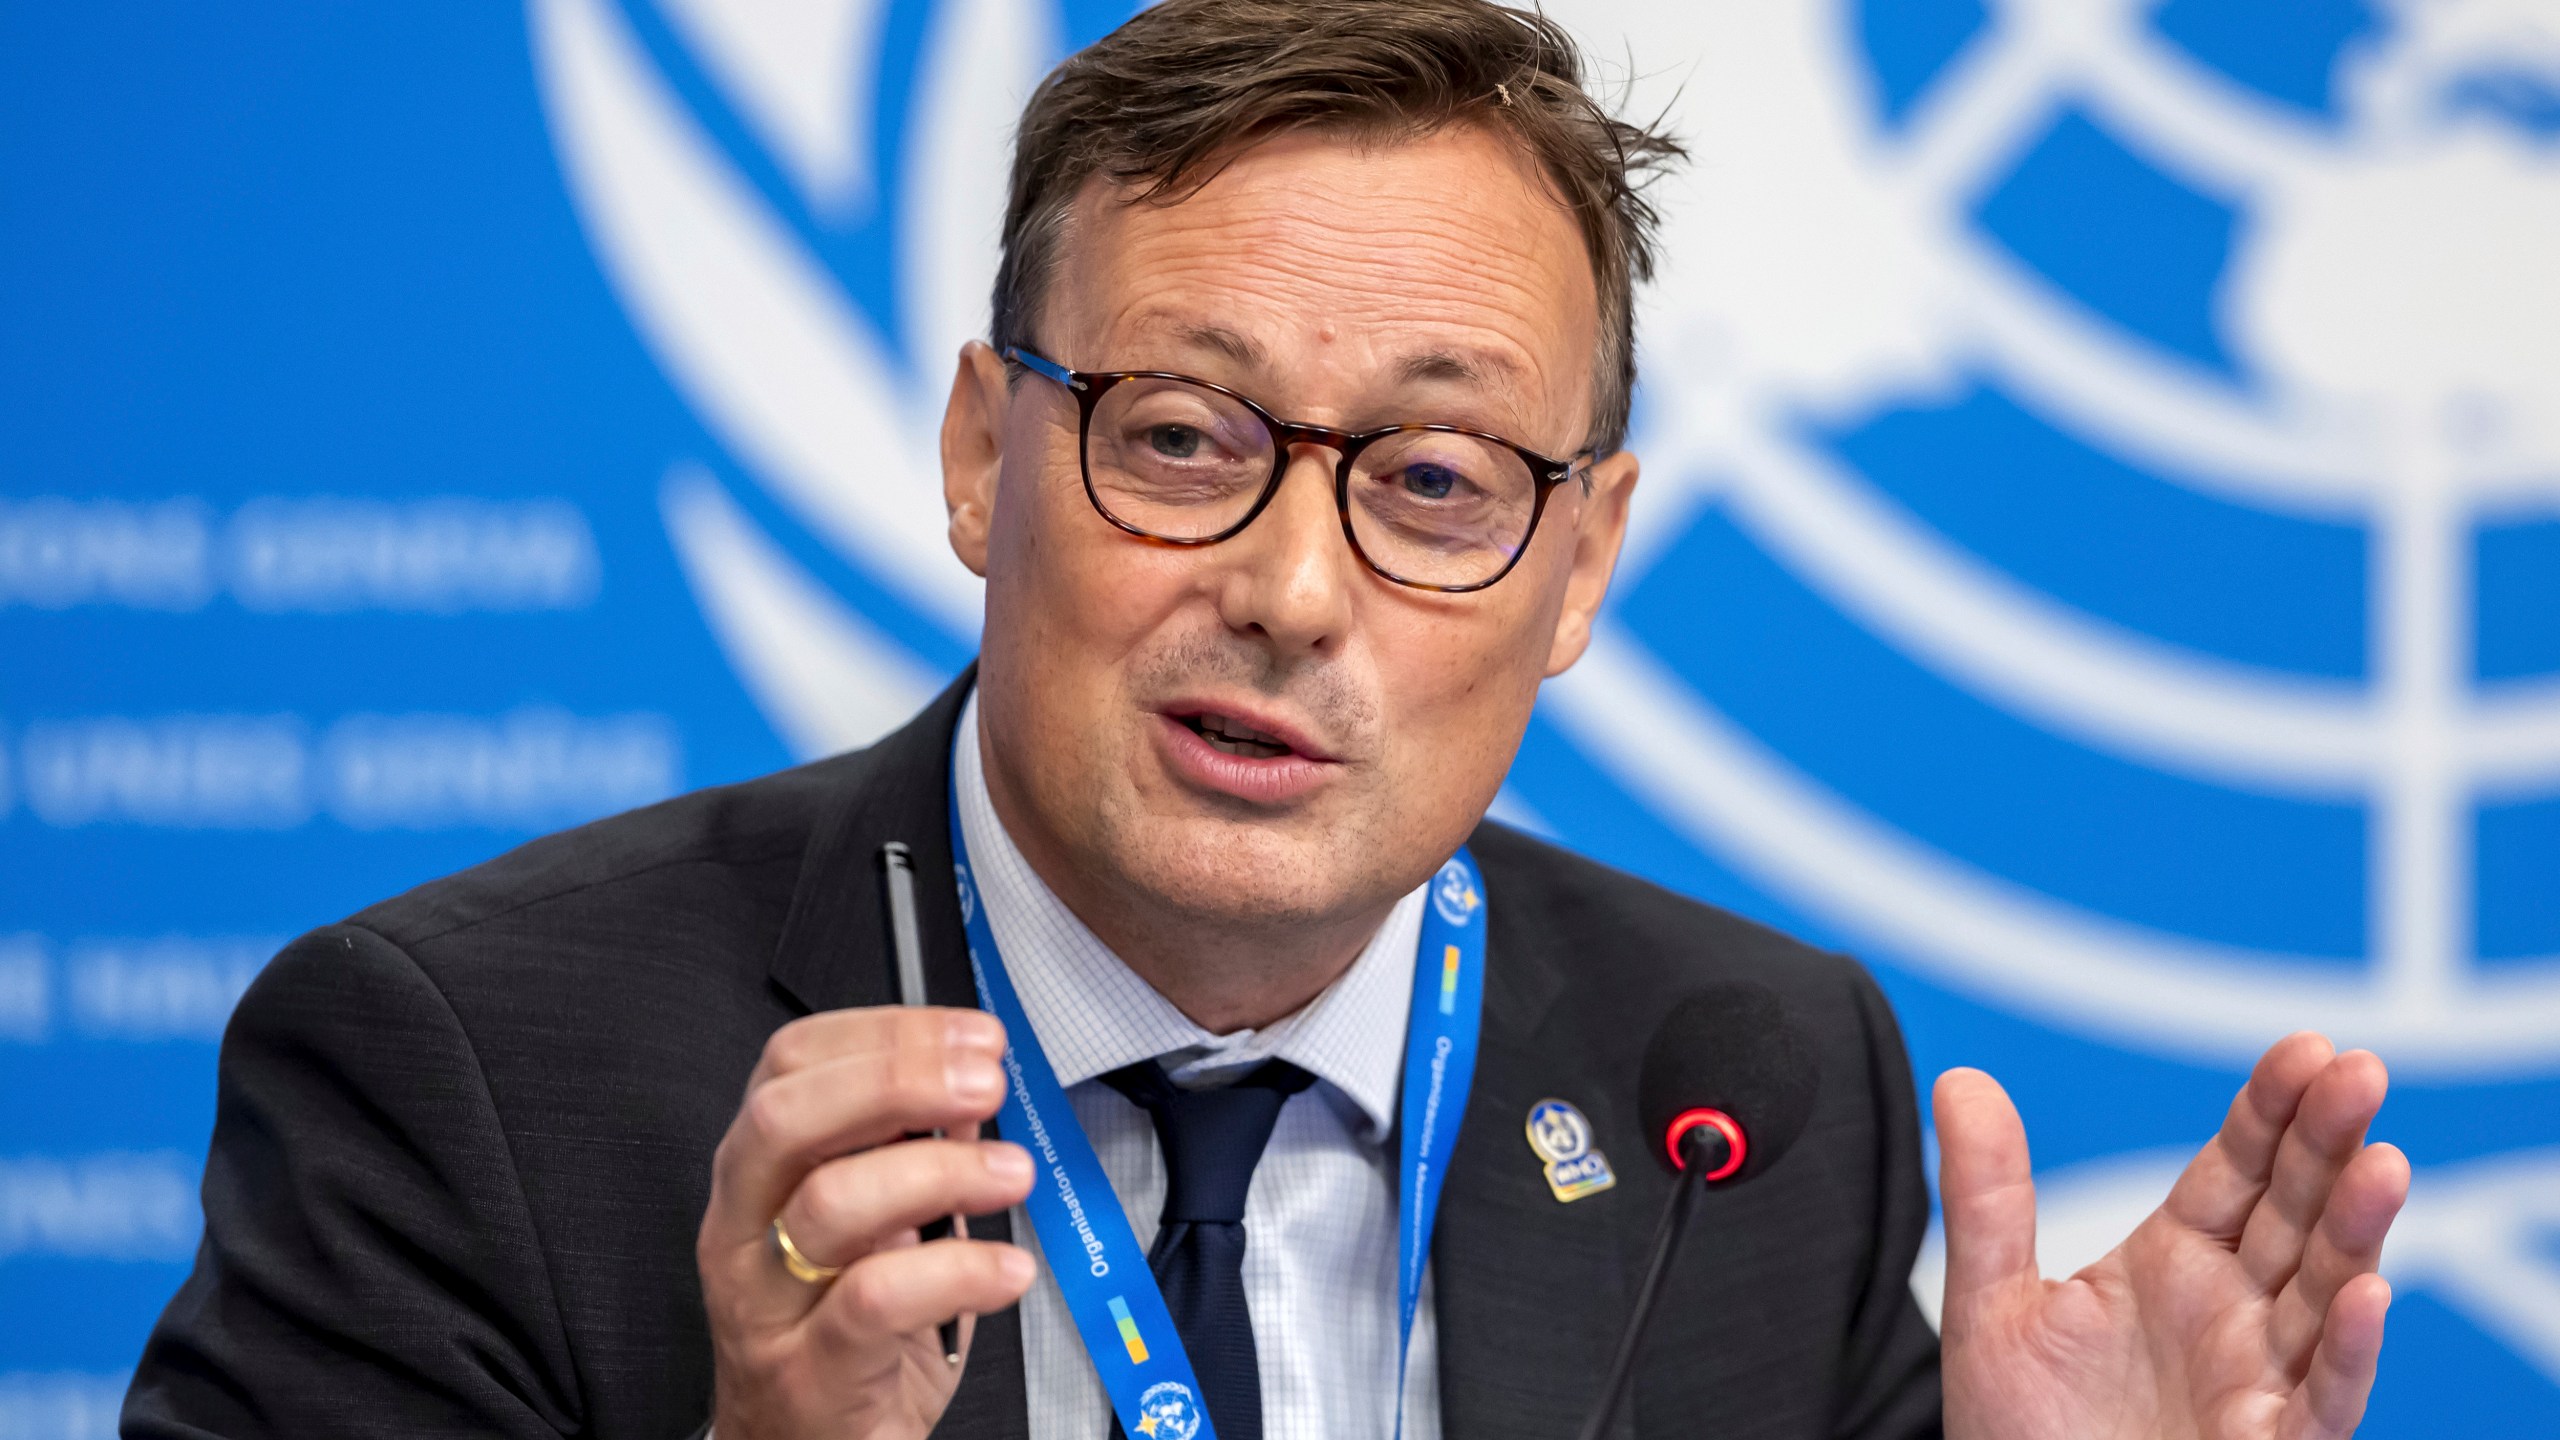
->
<box><xmin>6</xmin><ymin>1</ymin><xmax>2558</xmax><ymax>1434</ymax></box>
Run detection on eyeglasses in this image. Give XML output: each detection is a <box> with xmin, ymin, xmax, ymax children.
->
<box><xmin>1006</xmin><ymin>346</ymin><xmax>1589</xmax><ymax>593</ymax></box>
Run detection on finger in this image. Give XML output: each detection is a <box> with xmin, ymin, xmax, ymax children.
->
<box><xmin>2163</xmin><ymin>1032</ymin><xmax>2333</xmax><ymax>1238</ymax></box>
<box><xmin>748</xmin><ymin>1006</ymin><xmax>1004</xmax><ymax>1090</ymax></box>
<box><xmin>808</xmin><ymin>1238</ymin><xmax>1038</xmax><ymax>1359</ymax></box>
<box><xmin>705</xmin><ymin>1043</ymin><xmax>1010</xmax><ymax>1252</ymax></box>
<box><xmin>2238</xmin><ymin>1050</ymin><xmax>2388</xmax><ymax>1292</ymax></box>
<box><xmin>777</xmin><ymin>1139</ymin><xmax>1036</xmax><ymax>1275</ymax></box>
<box><xmin>2268</xmin><ymin>1142</ymin><xmax>2409</xmax><ymax>1373</ymax></box>
<box><xmin>2286</xmin><ymin>1272</ymin><xmax>2390</xmax><ymax>1440</ymax></box>
<box><xmin>1932</xmin><ymin>1068</ymin><xmax>2039</xmax><ymax>1328</ymax></box>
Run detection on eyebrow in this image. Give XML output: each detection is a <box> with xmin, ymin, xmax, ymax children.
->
<box><xmin>1393</xmin><ymin>348</ymin><xmax>1515</xmax><ymax>389</ymax></box>
<box><xmin>1166</xmin><ymin>322</ymin><xmax>1268</xmax><ymax>371</ymax></box>
<box><xmin>1135</xmin><ymin>317</ymin><xmax>1536</xmax><ymax>433</ymax></box>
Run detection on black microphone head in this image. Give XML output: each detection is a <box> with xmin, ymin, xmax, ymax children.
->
<box><xmin>1638</xmin><ymin>983</ymin><xmax>1821</xmax><ymax>1185</ymax></box>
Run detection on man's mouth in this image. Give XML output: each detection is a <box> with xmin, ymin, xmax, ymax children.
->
<box><xmin>1179</xmin><ymin>712</ymin><xmax>1294</xmax><ymax>760</ymax></box>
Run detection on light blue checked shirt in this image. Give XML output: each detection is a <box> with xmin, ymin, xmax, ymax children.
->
<box><xmin>955</xmin><ymin>690</ymin><xmax>1443</xmax><ymax>1440</ymax></box>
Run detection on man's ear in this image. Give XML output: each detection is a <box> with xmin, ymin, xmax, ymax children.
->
<box><xmin>1542</xmin><ymin>449</ymin><xmax>1639</xmax><ymax>677</ymax></box>
<box><xmin>941</xmin><ymin>340</ymin><xmax>1012</xmax><ymax>577</ymax></box>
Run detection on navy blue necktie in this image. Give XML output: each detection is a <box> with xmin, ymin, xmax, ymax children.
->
<box><xmin>1100</xmin><ymin>1057</ymin><xmax>1315</xmax><ymax>1440</ymax></box>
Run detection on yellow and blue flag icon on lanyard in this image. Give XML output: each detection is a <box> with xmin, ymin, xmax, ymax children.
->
<box><xmin>1107</xmin><ymin>1295</ymin><xmax>1149</xmax><ymax>1364</ymax></box>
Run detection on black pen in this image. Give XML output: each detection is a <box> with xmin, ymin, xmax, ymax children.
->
<box><xmin>880</xmin><ymin>841</ymin><xmax>966</xmax><ymax>1367</ymax></box>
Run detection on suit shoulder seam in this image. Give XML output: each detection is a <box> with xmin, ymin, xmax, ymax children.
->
<box><xmin>378</xmin><ymin>839</ymin><xmax>805</xmax><ymax>949</ymax></box>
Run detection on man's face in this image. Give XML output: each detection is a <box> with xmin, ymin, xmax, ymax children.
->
<box><xmin>943</xmin><ymin>124</ymin><xmax>1637</xmax><ymax>938</ymax></box>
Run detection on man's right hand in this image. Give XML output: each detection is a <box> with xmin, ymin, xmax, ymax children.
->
<box><xmin>699</xmin><ymin>1006</ymin><xmax>1039</xmax><ymax>1440</ymax></box>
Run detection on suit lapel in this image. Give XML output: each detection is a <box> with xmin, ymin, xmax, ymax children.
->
<box><xmin>1432</xmin><ymin>837</ymin><xmax>1643</xmax><ymax>1440</ymax></box>
<box><xmin>767</xmin><ymin>670</ymin><xmax>977</xmax><ymax>1016</ymax></box>
<box><xmin>763</xmin><ymin>670</ymin><xmax>1029</xmax><ymax>1440</ymax></box>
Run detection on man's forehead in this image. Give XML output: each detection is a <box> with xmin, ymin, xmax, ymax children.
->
<box><xmin>1048</xmin><ymin>125</ymin><xmax>1599</xmax><ymax>433</ymax></box>
<box><xmin>1122</xmin><ymin>316</ymin><xmax>1532</xmax><ymax>392</ymax></box>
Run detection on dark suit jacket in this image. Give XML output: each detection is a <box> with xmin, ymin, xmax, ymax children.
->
<box><xmin>125</xmin><ymin>677</ymin><xmax>1942</xmax><ymax>1439</ymax></box>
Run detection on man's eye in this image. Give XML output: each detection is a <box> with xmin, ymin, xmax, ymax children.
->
<box><xmin>1400</xmin><ymin>464</ymin><xmax>1462</xmax><ymax>500</ymax></box>
<box><xmin>1148</xmin><ymin>424</ymin><xmax>1205</xmax><ymax>459</ymax></box>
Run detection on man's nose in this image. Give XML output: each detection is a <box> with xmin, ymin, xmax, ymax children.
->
<box><xmin>1207</xmin><ymin>445</ymin><xmax>1357</xmax><ymax>654</ymax></box>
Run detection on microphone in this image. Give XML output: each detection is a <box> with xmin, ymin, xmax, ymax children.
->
<box><xmin>1573</xmin><ymin>984</ymin><xmax>1821</xmax><ymax>1440</ymax></box>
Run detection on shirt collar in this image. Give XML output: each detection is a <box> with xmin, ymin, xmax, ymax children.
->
<box><xmin>953</xmin><ymin>688</ymin><xmax>1421</xmax><ymax>1141</ymax></box>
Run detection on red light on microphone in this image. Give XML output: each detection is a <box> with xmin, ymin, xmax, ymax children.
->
<box><xmin>1662</xmin><ymin>1107</ymin><xmax>1747</xmax><ymax>1183</ymax></box>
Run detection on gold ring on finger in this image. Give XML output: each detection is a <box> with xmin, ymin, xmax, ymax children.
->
<box><xmin>771</xmin><ymin>1218</ymin><xmax>842</xmax><ymax>1285</ymax></box>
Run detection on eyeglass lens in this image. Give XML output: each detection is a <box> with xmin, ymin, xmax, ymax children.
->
<box><xmin>1087</xmin><ymin>375</ymin><xmax>1540</xmax><ymax>588</ymax></box>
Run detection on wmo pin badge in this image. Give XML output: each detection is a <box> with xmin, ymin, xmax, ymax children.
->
<box><xmin>1525</xmin><ymin>1098</ymin><xmax>1616</xmax><ymax>1203</ymax></box>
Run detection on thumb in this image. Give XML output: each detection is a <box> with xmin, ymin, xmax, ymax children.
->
<box><xmin>1934</xmin><ymin>1067</ymin><xmax>2040</xmax><ymax>1334</ymax></box>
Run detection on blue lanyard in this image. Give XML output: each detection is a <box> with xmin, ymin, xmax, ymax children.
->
<box><xmin>949</xmin><ymin>785</ymin><xmax>1486</xmax><ymax>1440</ymax></box>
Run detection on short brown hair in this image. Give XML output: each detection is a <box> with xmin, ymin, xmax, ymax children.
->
<box><xmin>992</xmin><ymin>0</ymin><xmax>1683</xmax><ymax>455</ymax></box>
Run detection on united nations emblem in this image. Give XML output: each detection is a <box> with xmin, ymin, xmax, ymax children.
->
<box><xmin>1430</xmin><ymin>859</ymin><xmax>1481</xmax><ymax>928</ymax></box>
<box><xmin>1133</xmin><ymin>1381</ymin><xmax>1204</xmax><ymax>1440</ymax></box>
<box><xmin>1525</xmin><ymin>1098</ymin><xmax>1616</xmax><ymax>1203</ymax></box>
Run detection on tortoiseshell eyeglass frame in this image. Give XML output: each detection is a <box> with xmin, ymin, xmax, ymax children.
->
<box><xmin>1004</xmin><ymin>345</ymin><xmax>1589</xmax><ymax>594</ymax></box>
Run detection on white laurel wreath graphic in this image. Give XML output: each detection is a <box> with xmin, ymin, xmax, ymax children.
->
<box><xmin>531</xmin><ymin>0</ymin><xmax>1047</xmax><ymax>758</ymax></box>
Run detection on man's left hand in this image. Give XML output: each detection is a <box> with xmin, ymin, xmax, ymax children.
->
<box><xmin>1936</xmin><ymin>1033</ymin><xmax>2410</xmax><ymax>1439</ymax></box>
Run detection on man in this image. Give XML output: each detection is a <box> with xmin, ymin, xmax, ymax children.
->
<box><xmin>125</xmin><ymin>2</ymin><xmax>2408</xmax><ymax>1437</ymax></box>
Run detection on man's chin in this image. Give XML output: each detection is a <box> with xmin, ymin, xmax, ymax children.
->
<box><xmin>1101</xmin><ymin>813</ymin><xmax>1390</xmax><ymax>931</ymax></box>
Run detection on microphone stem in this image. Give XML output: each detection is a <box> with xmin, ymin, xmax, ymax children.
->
<box><xmin>1573</xmin><ymin>1152</ymin><xmax>1709</xmax><ymax>1440</ymax></box>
